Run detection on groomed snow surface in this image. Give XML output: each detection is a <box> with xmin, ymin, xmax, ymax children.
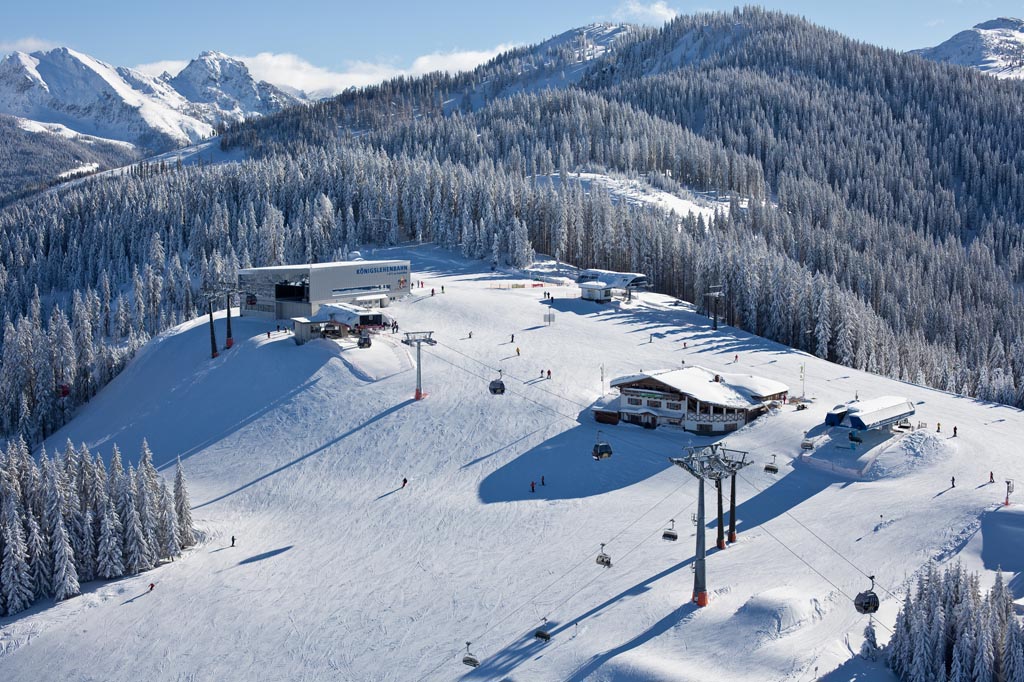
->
<box><xmin>2</xmin><ymin>245</ymin><xmax>1021</xmax><ymax>681</ymax></box>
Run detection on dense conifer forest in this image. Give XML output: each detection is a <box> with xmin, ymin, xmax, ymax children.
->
<box><xmin>1</xmin><ymin>8</ymin><xmax>1022</xmax><ymax>446</ymax></box>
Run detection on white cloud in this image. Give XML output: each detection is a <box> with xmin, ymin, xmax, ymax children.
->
<box><xmin>134</xmin><ymin>59</ymin><xmax>189</xmax><ymax>77</ymax></box>
<box><xmin>135</xmin><ymin>44</ymin><xmax>516</xmax><ymax>99</ymax></box>
<box><xmin>613</xmin><ymin>1</ymin><xmax>679</xmax><ymax>25</ymax></box>
<box><xmin>0</xmin><ymin>36</ymin><xmax>60</xmax><ymax>53</ymax></box>
<box><xmin>408</xmin><ymin>44</ymin><xmax>516</xmax><ymax>75</ymax></box>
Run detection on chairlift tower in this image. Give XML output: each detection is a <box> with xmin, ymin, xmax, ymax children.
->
<box><xmin>402</xmin><ymin>331</ymin><xmax>438</xmax><ymax>400</ymax></box>
<box><xmin>669</xmin><ymin>443</ymin><xmax>750</xmax><ymax>607</ymax></box>
<box><xmin>703</xmin><ymin>285</ymin><xmax>724</xmax><ymax>331</ymax></box>
<box><xmin>201</xmin><ymin>280</ymin><xmax>240</xmax><ymax>358</ymax></box>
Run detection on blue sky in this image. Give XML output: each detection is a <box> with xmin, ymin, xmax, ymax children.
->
<box><xmin>1</xmin><ymin>0</ymin><xmax>1017</xmax><ymax>94</ymax></box>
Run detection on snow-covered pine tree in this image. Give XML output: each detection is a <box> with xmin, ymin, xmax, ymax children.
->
<box><xmin>24</xmin><ymin>511</ymin><xmax>50</xmax><ymax>599</ymax></box>
<box><xmin>860</xmin><ymin>618</ymin><xmax>880</xmax><ymax>661</ymax></box>
<box><xmin>1004</xmin><ymin>617</ymin><xmax>1024</xmax><ymax>682</ymax></box>
<box><xmin>95</xmin><ymin>503</ymin><xmax>124</xmax><ymax>579</ymax></box>
<box><xmin>156</xmin><ymin>480</ymin><xmax>179</xmax><ymax>561</ymax></box>
<box><xmin>0</xmin><ymin>486</ymin><xmax>35</xmax><ymax>615</ymax></box>
<box><xmin>889</xmin><ymin>592</ymin><xmax>914</xmax><ymax>678</ymax></box>
<box><xmin>44</xmin><ymin>460</ymin><xmax>79</xmax><ymax>602</ymax></box>
<box><xmin>173</xmin><ymin>457</ymin><xmax>195</xmax><ymax>548</ymax></box>
<box><xmin>974</xmin><ymin>600</ymin><xmax>996</xmax><ymax>681</ymax></box>
<box><xmin>120</xmin><ymin>465</ymin><xmax>153</xmax><ymax>575</ymax></box>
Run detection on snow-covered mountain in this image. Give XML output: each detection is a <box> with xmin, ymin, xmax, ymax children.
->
<box><xmin>0</xmin><ymin>47</ymin><xmax>301</xmax><ymax>151</ymax></box>
<box><xmin>169</xmin><ymin>50</ymin><xmax>300</xmax><ymax>126</ymax></box>
<box><xmin>912</xmin><ymin>17</ymin><xmax>1024</xmax><ymax>78</ymax></box>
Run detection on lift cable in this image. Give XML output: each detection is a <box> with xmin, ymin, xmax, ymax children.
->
<box><xmin>736</xmin><ymin>470</ymin><xmax>898</xmax><ymax>599</ymax></box>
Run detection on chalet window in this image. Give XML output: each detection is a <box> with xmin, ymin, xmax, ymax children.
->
<box><xmin>725</xmin><ymin>423</ymin><xmax>738</xmax><ymax>432</ymax></box>
<box><xmin>647</xmin><ymin>400</ymin><xmax>662</xmax><ymax>408</ymax></box>
<box><xmin>697</xmin><ymin>423</ymin><xmax>713</xmax><ymax>434</ymax></box>
<box><xmin>627</xmin><ymin>397</ymin><xmax>642</xmax><ymax>406</ymax></box>
<box><xmin>667</xmin><ymin>402</ymin><xmax>681</xmax><ymax>411</ymax></box>
<box><xmin>688</xmin><ymin>397</ymin><xmax>698</xmax><ymax>411</ymax></box>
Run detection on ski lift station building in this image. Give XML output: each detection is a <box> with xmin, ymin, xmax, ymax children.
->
<box><xmin>594</xmin><ymin>366</ymin><xmax>789</xmax><ymax>433</ymax></box>
<box><xmin>579</xmin><ymin>281</ymin><xmax>614</xmax><ymax>303</ymax></box>
<box><xmin>577</xmin><ymin>269</ymin><xmax>649</xmax><ymax>291</ymax></box>
<box><xmin>238</xmin><ymin>260</ymin><xmax>411</xmax><ymax>320</ymax></box>
<box><xmin>825</xmin><ymin>396</ymin><xmax>915</xmax><ymax>431</ymax></box>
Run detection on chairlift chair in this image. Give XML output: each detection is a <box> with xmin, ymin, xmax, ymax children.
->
<box><xmin>764</xmin><ymin>454</ymin><xmax>779</xmax><ymax>475</ymax></box>
<box><xmin>462</xmin><ymin>641</ymin><xmax>480</xmax><ymax>668</ymax></box>
<box><xmin>592</xmin><ymin>430</ymin><xmax>613</xmax><ymax>460</ymax></box>
<box><xmin>596</xmin><ymin>543</ymin><xmax>612</xmax><ymax>568</ymax></box>
<box><xmin>488</xmin><ymin>369</ymin><xmax>506</xmax><ymax>395</ymax></box>
<box><xmin>534</xmin><ymin>618</ymin><xmax>551</xmax><ymax>641</ymax></box>
<box><xmin>662</xmin><ymin>519</ymin><xmax>678</xmax><ymax>542</ymax></box>
<box><xmin>854</xmin><ymin>576</ymin><xmax>880</xmax><ymax>615</ymax></box>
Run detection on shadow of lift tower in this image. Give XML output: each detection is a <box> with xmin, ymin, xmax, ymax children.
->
<box><xmin>669</xmin><ymin>444</ymin><xmax>751</xmax><ymax>607</ymax></box>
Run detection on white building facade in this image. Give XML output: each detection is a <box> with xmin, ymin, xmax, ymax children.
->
<box><xmin>238</xmin><ymin>260</ymin><xmax>410</xmax><ymax>320</ymax></box>
<box><xmin>597</xmin><ymin>366</ymin><xmax>788</xmax><ymax>433</ymax></box>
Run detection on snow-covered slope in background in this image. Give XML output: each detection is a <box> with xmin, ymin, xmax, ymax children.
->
<box><xmin>445</xmin><ymin>23</ymin><xmax>633</xmax><ymax>112</ymax></box>
<box><xmin>1</xmin><ymin>245</ymin><xmax>1019</xmax><ymax>681</ymax></box>
<box><xmin>912</xmin><ymin>18</ymin><xmax>1024</xmax><ymax>79</ymax></box>
<box><xmin>0</xmin><ymin>47</ymin><xmax>301</xmax><ymax>150</ymax></box>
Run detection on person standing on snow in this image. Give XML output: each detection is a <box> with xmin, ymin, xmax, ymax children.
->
<box><xmin>547</xmin><ymin>370</ymin><xmax>551</xmax><ymax>380</ymax></box>
<box><xmin>951</xmin><ymin>476</ymin><xmax>955</xmax><ymax>488</ymax></box>
<box><xmin>511</xmin><ymin>334</ymin><xmax>515</xmax><ymax>343</ymax></box>
<box><xmin>402</xmin><ymin>478</ymin><xmax>408</xmax><ymax>488</ymax></box>
<box><xmin>149</xmin><ymin>583</ymin><xmax>155</xmax><ymax>592</ymax></box>
<box><xmin>231</xmin><ymin>535</ymin><xmax>235</xmax><ymax>547</ymax></box>
<box><xmin>530</xmin><ymin>481</ymin><xmax>536</xmax><ymax>493</ymax></box>
<box><xmin>516</xmin><ymin>347</ymin><xmax>520</xmax><ymax>357</ymax></box>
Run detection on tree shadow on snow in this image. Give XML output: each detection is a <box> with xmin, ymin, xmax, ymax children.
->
<box><xmin>194</xmin><ymin>398</ymin><xmax>416</xmax><ymax>509</ymax></box>
<box><xmin>478</xmin><ymin>412</ymin><xmax>719</xmax><ymax>503</ymax></box>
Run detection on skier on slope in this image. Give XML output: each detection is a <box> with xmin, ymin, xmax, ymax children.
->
<box><xmin>231</xmin><ymin>535</ymin><xmax>235</xmax><ymax>547</ymax></box>
<box><xmin>402</xmin><ymin>478</ymin><xmax>408</xmax><ymax>488</ymax></box>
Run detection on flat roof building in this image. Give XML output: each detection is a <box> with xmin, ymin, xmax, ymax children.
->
<box><xmin>238</xmin><ymin>260</ymin><xmax>410</xmax><ymax>320</ymax></box>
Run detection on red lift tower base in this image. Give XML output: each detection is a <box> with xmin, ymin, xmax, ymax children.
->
<box><xmin>693</xmin><ymin>591</ymin><xmax>709</xmax><ymax>607</ymax></box>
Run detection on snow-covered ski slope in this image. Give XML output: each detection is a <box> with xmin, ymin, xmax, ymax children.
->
<box><xmin>2</xmin><ymin>245</ymin><xmax>1021</xmax><ymax>681</ymax></box>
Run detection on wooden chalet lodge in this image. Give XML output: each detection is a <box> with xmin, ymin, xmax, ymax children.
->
<box><xmin>594</xmin><ymin>366</ymin><xmax>789</xmax><ymax>434</ymax></box>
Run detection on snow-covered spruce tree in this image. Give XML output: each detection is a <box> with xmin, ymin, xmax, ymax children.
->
<box><xmin>24</xmin><ymin>511</ymin><xmax>50</xmax><ymax>599</ymax></box>
<box><xmin>156</xmin><ymin>480</ymin><xmax>179</xmax><ymax>561</ymax></box>
<box><xmin>136</xmin><ymin>441</ymin><xmax>160</xmax><ymax>555</ymax></box>
<box><xmin>95</xmin><ymin>502</ymin><xmax>124</xmax><ymax>579</ymax></box>
<box><xmin>44</xmin><ymin>460</ymin><xmax>79</xmax><ymax>602</ymax></box>
<box><xmin>173</xmin><ymin>457</ymin><xmax>195</xmax><ymax>548</ymax></box>
<box><xmin>860</xmin><ymin>618</ymin><xmax>880</xmax><ymax>661</ymax></box>
<box><xmin>1</xmin><ymin>485</ymin><xmax>35</xmax><ymax>616</ymax></box>
<box><xmin>888</xmin><ymin>563</ymin><xmax>1020</xmax><ymax>682</ymax></box>
<box><xmin>120</xmin><ymin>465</ymin><xmax>153</xmax><ymax>575</ymax></box>
<box><xmin>1004</xmin><ymin>617</ymin><xmax>1024</xmax><ymax>682</ymax></box>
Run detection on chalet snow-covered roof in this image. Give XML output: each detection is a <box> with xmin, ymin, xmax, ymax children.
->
<box><xmin>579</xmin><ymin>281</ymin><xmax>610</xmax><ymax>290</ymax></box>
<box><xmin>610</xmin><ymin>366</ymin><xmax>788</xmax><ymax>408</ymax></box>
